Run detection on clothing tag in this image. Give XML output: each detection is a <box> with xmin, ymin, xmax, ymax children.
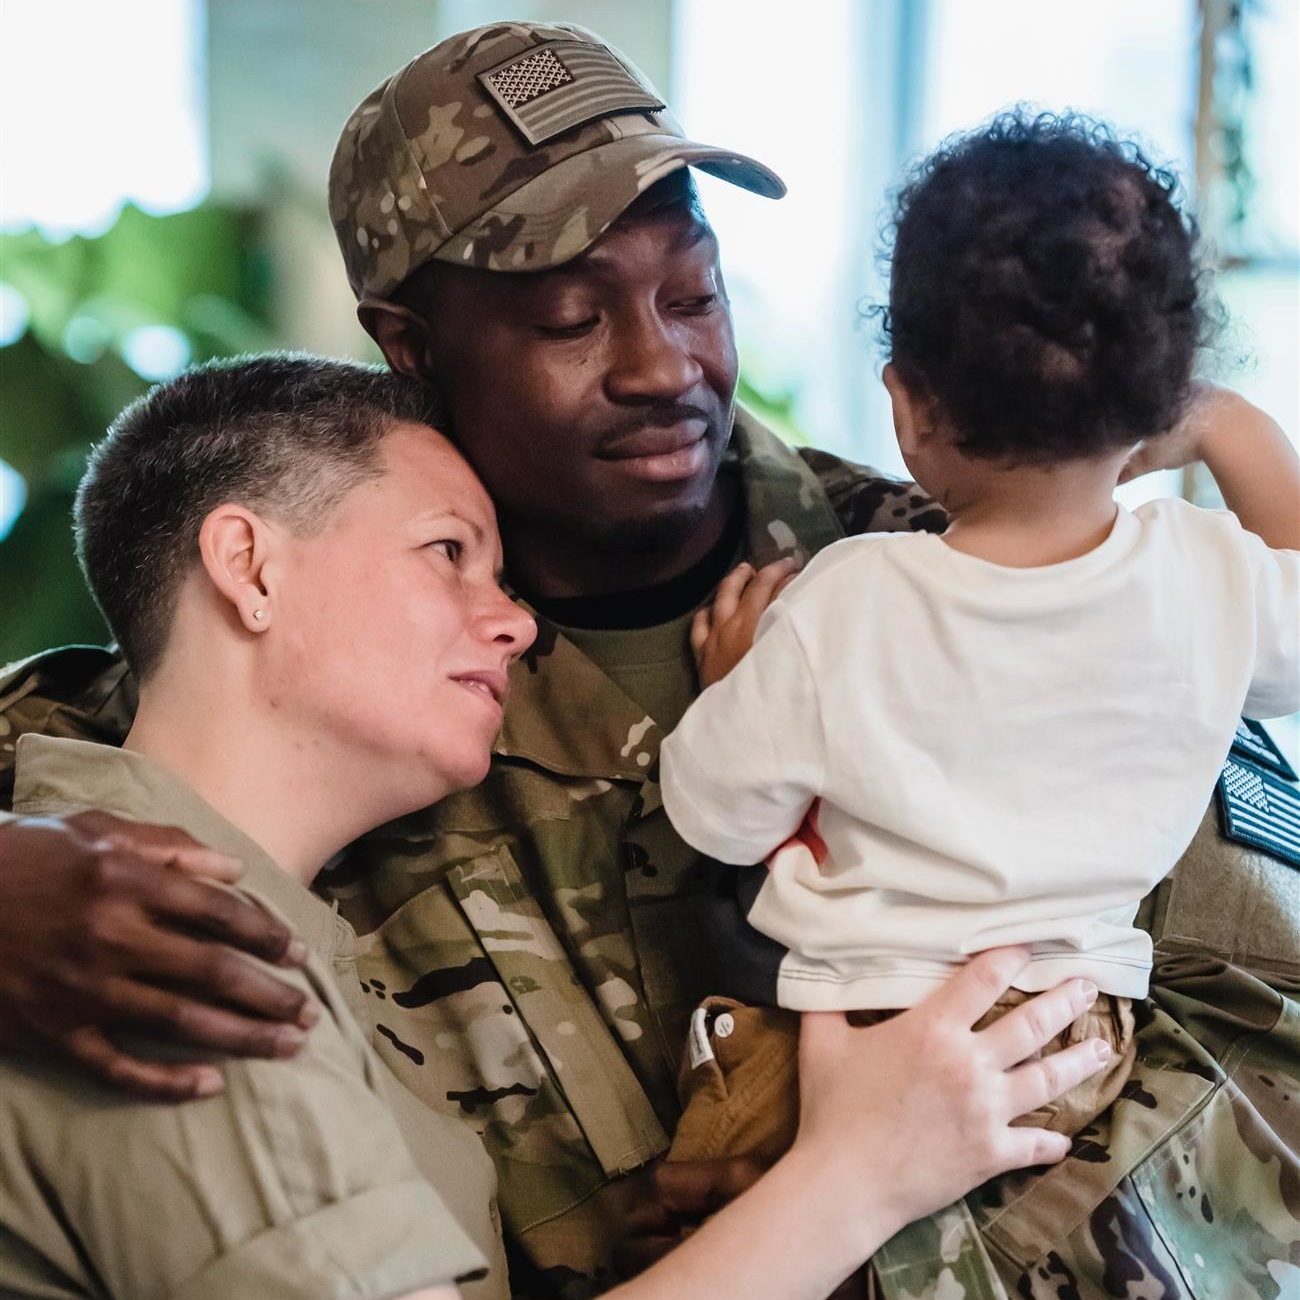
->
<box><xmin>1231</xmin><ymin>719</ymin><xmax>1298</xmax><ymax>782</ymax></box>
<box><xmin>1217</xmin><ymin>757</ymin><xmax>1300</xmax><ymax>869</ymax></box>
<box><xmin>688</xmin><ymin>1006</ymin><xmax>716</xmax><ymax>1069</ymax></box>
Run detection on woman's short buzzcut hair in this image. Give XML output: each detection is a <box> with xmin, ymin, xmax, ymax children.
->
<box><xmin>75</xmin><ymin>353</ymin><xmax>444</xmax><ymax>679</ymax></box>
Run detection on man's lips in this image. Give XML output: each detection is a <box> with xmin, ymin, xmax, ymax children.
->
<box><xmin>450</xmin><ymin>670</ymin><xmax>509</xmax><ymax>710</ymax></box>
<box><xmin>597</xmin><ymin>420</ymin><xmax>711</xmax><ymax>483</ymax></box>
<box><xmin>598</xmin><ymin>419</ymin><xmax>709</xmax><ymax>460</ymax></box>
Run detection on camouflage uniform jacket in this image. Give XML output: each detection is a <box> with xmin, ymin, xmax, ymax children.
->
<box><xmin>1</xmin><ymin>412</ymin><xmax>1297</xmax><ymax>1300</ymax></box>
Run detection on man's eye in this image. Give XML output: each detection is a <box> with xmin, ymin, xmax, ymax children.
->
<box><xmin>676</xmin><ymin>294</ymin><xmax>718</xmax><ymax>313</ymax></box>
<box><xmin>535</xmin><ymin>316</ymin><xmax>599</xmax><ymax>338</ymax></box>
<box><xmin>427</xmin><ymin>539</ymin><xmax>462</xmax><ymax>561</ymax></box>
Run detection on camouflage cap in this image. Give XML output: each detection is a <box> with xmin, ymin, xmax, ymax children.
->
<box><xmin>329</xmin><ymin>21</ymin><xmax>786</xmax><ymax>300</ymax></box>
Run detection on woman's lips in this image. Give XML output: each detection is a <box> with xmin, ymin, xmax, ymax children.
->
<box><xmin>450</xmin><ymin>670</ymin><xmax>507</xmax><ymax>715</ymax></box>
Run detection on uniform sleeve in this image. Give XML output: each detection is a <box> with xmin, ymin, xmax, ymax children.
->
<box><xmin>661</xmin><ymin>601</ymin><xmax>825</xmax><ymax>865</ymax></box>
<box><xmin>0</xmin><ymin>962</ymin><xmax>486</xmax><ymax>1300</ymax></box>
<box><xmin>0</xmin><ymin>645</ymin><xmax>135</xmax><ymax>811</ymax></box>
<box><xmin>1242</xmin><ymin>540</ymin><xmax>1300</xmax><ymax>720</ymax></box>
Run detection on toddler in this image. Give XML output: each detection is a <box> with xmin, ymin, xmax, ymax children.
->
<box><xmin>660</xmin><ymin>110</ymin><xmax>1300</xmax><ymax>1158</ymax></box>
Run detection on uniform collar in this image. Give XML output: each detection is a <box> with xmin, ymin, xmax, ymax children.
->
<box><xmin>12</xmin><ymin>733</ymin><xmax>340</xmax><ymax>957</ymax></box>
<box><xmin>492</xmin><ymin>408</ymin><xmax>846</xmax><ymax>784</ymax></box>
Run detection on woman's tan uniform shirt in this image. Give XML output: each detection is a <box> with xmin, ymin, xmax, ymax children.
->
<box><xmin>0</xmin><ymin>734</ymin><xmax>506</xmax><ymax>1300</ymax></box>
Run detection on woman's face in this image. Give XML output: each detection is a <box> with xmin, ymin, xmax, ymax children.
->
<box><xmin>263</xmin><ymin>421</ymin><xmax>535</xmax><ymax>810</ymax></box>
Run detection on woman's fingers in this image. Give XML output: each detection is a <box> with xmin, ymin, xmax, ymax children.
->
<box><xmin>1004</xmin><ymin>1037</ymin><xmax>1111</xmax><ymax>1121</ymax></box>
<box><xmin>992</xmin><ymin>1125</ymin><xmax>1073</xmax><ymax>1175</ymax></box>
<box><xmin>978</xmin><ymin>978</ymin><xmax>1099</xmax><ymax>1070</ymax></box>
<box><xmin>921</xmin><ymin>946</ymin><xmax>1030</xmax><ymax>1029</ymax></box>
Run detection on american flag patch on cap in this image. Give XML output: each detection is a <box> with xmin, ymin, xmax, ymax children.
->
<box><xmin>479</xmin><ymin>40</ymin><xmax>664</xmax><ymax>146</ymax></box>
<box><xmin>1217</xmin><ymin>757</ymin><xmax>1300</xmax><ymax>869</ymax></box>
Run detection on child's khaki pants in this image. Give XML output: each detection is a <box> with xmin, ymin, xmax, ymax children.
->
<box><xmin>668</xmin><ymin>991</ymin><xmax>1137</xmax><ymax>1166</ymax></box>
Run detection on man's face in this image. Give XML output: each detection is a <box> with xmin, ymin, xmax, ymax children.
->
<box><xmin>266</xmin><ymin>423</ymin><xmax>535</xmax><ymax>808</ymax></box>
<box><xmin>408</xmin><ymin>189</ymin><xmax>739</xmax><ymax>558</ymax></box>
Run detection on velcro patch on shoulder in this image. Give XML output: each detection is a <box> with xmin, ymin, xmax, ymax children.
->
<box><xmin>478</xmin><ymin>40</ymin><xmax>664</xmax><ymax>145</ymax></box>
<box><xmin>1231</xmin><ymin>718</ymin><xmax>1297</xmax><ymax>781</ymax></box>
<box><xmin>1217</xmin><ymin>756</ymin><xmax>1300</xmax><ymax>869</ymax></box>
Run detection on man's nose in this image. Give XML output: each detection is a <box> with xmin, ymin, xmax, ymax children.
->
<box><xmin>605</xmin><ymin>308</ymin><xmax>704</xmax><ymax>403</ymax></box>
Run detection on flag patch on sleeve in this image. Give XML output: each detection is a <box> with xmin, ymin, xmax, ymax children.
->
<box><xmin>1217</xmin><ymin>756</ymin><xmax>1300</xmax><ymax>869</ymax></box>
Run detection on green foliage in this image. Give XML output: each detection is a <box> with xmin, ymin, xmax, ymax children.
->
<box><xmin>0</xmin><ymin>203</ymin><xmax>276</xmax><ymax>666</ymax></box>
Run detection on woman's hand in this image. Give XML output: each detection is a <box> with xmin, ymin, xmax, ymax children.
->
<box><xmin>610</xmin><ymin>949</ymin><xmax>1109</xmax><ymax>1299</ymax></box>
<box><xmin>792</xmin><ymin>947</ymin><xmax>1109</xmax><ymax>1249</ymax></box>
<box><xmin>691</xmin><ymin>558</ymin><xmax>801</xmax><ymax>687</ymax></box>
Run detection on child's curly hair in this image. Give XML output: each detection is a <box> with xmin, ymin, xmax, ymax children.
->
<box><xmin>881</xmin><ymin>109</ymin><xmax>1216</xmax><ymax>463</ymax></box>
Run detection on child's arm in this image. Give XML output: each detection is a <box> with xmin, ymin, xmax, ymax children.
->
<box><xmin>1121</xmin><ymin>384</ymin><xmax>1300</xmax><ymax>551</ymax></box>
<box><xmin>663</xmin><ymin>560</ymin><xmax>821</xmax><ymax>866</ymax></box>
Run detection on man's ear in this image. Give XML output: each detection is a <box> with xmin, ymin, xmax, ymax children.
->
<box><xmin>358</xmin><ymin>298</ymin><xmax>435</xmax><ymax>383</ymax></box>
<box><xmin>197</xmin><ymin>505</ymin><xmax>277</xmax><ymax>634</ymax></box>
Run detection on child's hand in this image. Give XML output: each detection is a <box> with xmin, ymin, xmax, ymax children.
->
<box><xmin>1120</xmin><ymin>382</ymin><xmax>1298</xmax><ymax>551</ymax></box>
<box><xmin>691</xmin><ymin>558</ymin><xmax>801</xmax><ymax>687</ymax></box>
<box><xmin>1118</xmin><ymin>381</ymin><xmax>1255</xmax><ymax>482</ymax></box>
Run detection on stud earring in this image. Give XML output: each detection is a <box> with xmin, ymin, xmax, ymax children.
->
<box><xmin>252</xmin><ymin>610</ymin><xmax>265</xmax><ymax>622</ymax></box>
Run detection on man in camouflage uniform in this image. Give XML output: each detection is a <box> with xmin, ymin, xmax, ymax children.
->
<box><xmin>1</xmin><ymin>21</ymin><xmax>1297</xmax><ymax>1300</ymax></box>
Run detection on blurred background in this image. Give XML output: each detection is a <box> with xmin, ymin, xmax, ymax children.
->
<box><xmin>1</xmin><ymin>0</ymin><xmax>1296</xmax><ymax>754</ymax></box>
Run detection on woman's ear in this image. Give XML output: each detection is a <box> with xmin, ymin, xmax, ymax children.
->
<box><xmin>197</xmin><ymin>506</ymin><xmax>276</xmax><ymax>634</ymax></box>
<box><xmin>358</xmin><ymin>298</ymin><xmax>436</xmax><ymax>383</ymax></box>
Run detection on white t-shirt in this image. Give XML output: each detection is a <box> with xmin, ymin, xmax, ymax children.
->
<box><xmin>660</xmin><ymin>501</ymin><xmax>1300</xmax><ymax>1010</ymax></box>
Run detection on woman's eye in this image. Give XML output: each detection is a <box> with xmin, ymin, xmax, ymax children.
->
<box><xmin>427</xmin><ymin>539</ymin><xmax>462</xmax><ymax>561</ymax></box>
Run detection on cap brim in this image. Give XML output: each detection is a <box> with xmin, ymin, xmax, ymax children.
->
<box><xmin>433</xmin><ymin>133</ymin><xmax>787</xmax><ymax>272</ymax></box>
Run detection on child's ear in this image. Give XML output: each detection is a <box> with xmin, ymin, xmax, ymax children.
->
<box><xmin>883</xmin><ymin>363</ymin><xmax>923</xmax><ymax>456</ymax></box>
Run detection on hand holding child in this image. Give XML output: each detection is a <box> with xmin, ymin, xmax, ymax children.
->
<box><xmin>691</xmin><ymin>558</ymin><xmax>802</xmax><ymax>687</ymax></box>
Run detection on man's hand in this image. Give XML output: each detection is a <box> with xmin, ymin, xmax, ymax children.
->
<box><xmin>612</xmin><ymin>1156</ymin><xmax>765</xmax><ymax>1280</ymax></box>
<box><xmin>0</xmin><ymin>810</ymin><xmax>315</xmax><ymax>1099</ymax></box>
<box><xmin>691</xmin><ymin>558</ymin><xmax>800</xmax><ymax>688</ymax></box>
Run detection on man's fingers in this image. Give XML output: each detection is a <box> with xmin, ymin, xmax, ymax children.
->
<box><xmin>62</xmin><ymin>1024</ymin><xmax>225</xmax><ymax>1101</ymax></box>
<box><xmin>979</xmin><ymin>978</ymin><xmax>1098</xmax><ymax>1069</ymax></box>
<box><xmin>922</xmin><ymin>946</ymin><xmax>1029</xmax><ymax>1029</ymax></box>
<box><xmin>710</xmin><ymin>562</ymin><xmax>754</xmax><ymax>626</ymax></box>
<box><xmin>166</xmin><ymin>845</ymin><xmax>244</xmax><ymax>883</ymax></box>
<box><xmin>649</xmin><ymin>1156</ymin><xmax>765</xmax><ymax>1217</ymax></box>
<box><xmin>96</xmin><ymin>975</ymin><xmax>311</xmax><ymax>1058</ymax></box>
<box><xmin>130</xmin><ymin>928</ymin><xmax>318</xmax><ymax>1031</ymax></box>
<box><xmin>147</xmin><ymin>873</ymin><xmax>306</xmax><ymax>967</ymax></box>
<box><xmin>1005</xmin><ymin>1037</ymin><xmax>1110</xmax><ymax>1120</ymax></box>
<box><xmin>74</xmin><ymin>812</ymin><xmax>237</xmax><ymax>876</ymax></box>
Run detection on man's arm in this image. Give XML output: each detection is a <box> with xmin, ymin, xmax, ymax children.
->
<box><xmin>0</xmin><ymin>649</ymin><xmax>312</xmax><ymax>1098</ymax></box>
<box><xmin>0</xmin><ymin>953</ymin><xmax>486</xmax><ymax>1299</ymax></box>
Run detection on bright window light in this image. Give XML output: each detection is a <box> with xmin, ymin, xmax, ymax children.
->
<box><xmin>0</xmin><ymin>0</ymin><xmax>207</xmax><ymax>240</ymax></box>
